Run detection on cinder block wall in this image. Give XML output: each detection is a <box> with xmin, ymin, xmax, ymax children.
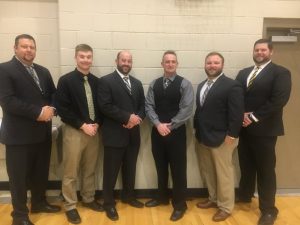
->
<box><xmin>1</xmin><ymin>0</ymin><xmax>300</xmax><ymax>190</ymax></box>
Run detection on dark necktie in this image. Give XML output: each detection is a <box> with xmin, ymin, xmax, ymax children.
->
<box><xmin>123</xmin><ymin>76</ymin><xmax>131</xmax><ymax>94</ymax></box>
<box><xmin>247</xmin><ymin>66</ymin><xmax>260</xmax><ymax>89</ymax></box>
<box><xmin>83</xmin><ymin>76</ymin><xmax>95</xmax><ymax>120</ymax></box>
<box><xmin>26</xmin><ymin>65</ymin><xmax>42</xmax><ymax>92</ymax></box>
<box><xmin>200</xmin><ymin>79</ymin><xmax>213</xmax><ymax>106</ymax></box>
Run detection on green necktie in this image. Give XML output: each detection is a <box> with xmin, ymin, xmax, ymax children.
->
<box><xmin>83</xmin><ymin>76</ymin><xmax>95</xmax><ymax>120</ymax></box>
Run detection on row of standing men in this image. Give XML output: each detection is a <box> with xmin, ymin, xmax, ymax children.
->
<box><xmin>0</xmin><ymin>34</ymin><xmax>291</xmax><ymax>225</ymax></box>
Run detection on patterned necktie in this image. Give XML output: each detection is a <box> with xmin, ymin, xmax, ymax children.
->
<box><xmin>164</xmin><ymin>78</ymin><xmax>171</xmax><ymax>89</ymax></box>
<box><xmin>247</xmin><ymin>66</ymin><xmax>260</xmax><ymax>89</ymax></box>
<box><xmin>83</xmin><ymin>76</ymin><xmax>95</xmax><ymax>120</ymax></box>
<box><xmin>200</xmin><ymin>79</ymin><xmax>213</xmax><ymax>106</ymax></box>
<box><xmin>26</xmin><ymin>65</ymin><xmax>42</xmax><ymax>92</ymax></box>
<box><xmin>123</xmin><ymin>76</ymin><xmax>131</xmax><ymax>94</ymax></box>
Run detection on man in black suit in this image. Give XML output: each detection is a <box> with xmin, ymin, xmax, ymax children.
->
<box><xmin>97</xmin><ymin>50</ymin><xmax>145</xmax><ymax>221</ymax></box>
<box><xmin>194</xmin><ymin>52</ymin><xmax>244</xmax><ymax>222</ymax></box>
<box><xmin>236</xmin><ymin>39</ymin><xmax>292</xmax><ymax>225</ymax></box>
<box><xmin>145</xmin><ymin>50</ymin><xmax>194</xmax><ymax>221</ymax></box>
<box><xmin>0</xmin><ymin>34</ymin><xmax>60</xmax><ymax>225</ymax></box>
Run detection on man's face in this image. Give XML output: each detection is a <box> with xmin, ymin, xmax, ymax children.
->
<box><xmin>116</xmin><ymin>51</ymin><xmax>132</xmax><ymax>75</ymax></box>
<box><xmin>253</xmin><ymin>43</ymin><xmax>273</xmax><ymax>65</ymax></box>
<box><xmin>161</xmin><ymin>53</ymin><xmax>178</xmax><ymax>77</ymax></box>
<box><xmin>75</xmin><ymin>50</ymin><xmax>93</xmax><ymax>72</ymax></box>
<box><xmin>14</xmin><ymin>38</ymin><xmax>36</xmax><ymax>65</ymax></box>
<box><xmin>204</xmin><ymin>54</ymin><xmax>224</xmax><ymax>79</ymax></box>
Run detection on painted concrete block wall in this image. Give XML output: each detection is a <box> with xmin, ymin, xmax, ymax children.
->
<box><xmin>0</xmin><ymin>0</ymin><xmax>300</xmax><ymax>190</ymax></box>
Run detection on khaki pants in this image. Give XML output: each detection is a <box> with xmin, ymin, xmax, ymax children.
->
<box><xmin>196</xmin><ymin>139</ymin><xmax>238</xmax><ymax>213</ymax></box>
<box><xmin>62</xmin><ymin>124</ymin><xmax>100</xmax><ymax>210</ymax></box>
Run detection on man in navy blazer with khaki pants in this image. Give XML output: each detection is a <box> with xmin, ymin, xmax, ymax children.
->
<box><xmin>236</xmin><ymin>39</ymin><xmax>291</xmax><ymax>225</ymax></box>
<box><xmin>194</xmin><ymin>52</ymin><xmax>244</xmax><ymax>222</ymax></box>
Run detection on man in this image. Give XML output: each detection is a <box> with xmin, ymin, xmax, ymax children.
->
<box><xmin>0</xmin><ymin>34</ymin><xmax>60</xmax><ymax>225</ymax></box>
<box><xmin>236</xmin><ymin>39</ymin><xmax>291</xmax><ymax>225</ymax></box>
<box><xmin>55</xmin><ymin>44</ymin><xmax>103</xmax><ymax>224</ymax></box>
<box><xmin>97</xmin><ymin>50</ymin><xmax>145</xmax><ymax>221</ymax></box>
<box><xmin>194</xmin><ymin>52</ymin><xmax>244</xmax><ymax>222</ymax></box>
<box><xmin>145</xmin><ymin>50</ymin><xmax>194</xmax><ymax>221</ymax></box>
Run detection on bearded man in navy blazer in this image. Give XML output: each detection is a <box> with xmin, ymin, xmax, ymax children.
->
<box><xmin>194</xmin><ymin>52</ymin><xmax>244</xmax><ymax>222</ymax></box>
<box><xmin>0</xmin><ymin>34</ymin><xmax>60</xmax><ymax>225</ymax></box>
<box><xmin>235</xmin><ymin>39</ymin><xmax>291</xmax><ymax>225</ymax></box>
<box><xmin>97</xmin><ymin>50</ymin><xmax>145</xmax><ymax>221</ymax></box>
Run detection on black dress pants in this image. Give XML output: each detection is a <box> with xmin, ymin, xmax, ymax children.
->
<box><xmin>102</xmin><ymin>129</ymin><xmax>140</xmax><ymax>208</ymax></box>
<box><xmin>238</xmin><ymin>130</ymin><xmax>278</xmax><ymax>215</ymax></box>
<box><xmin>6</xmin><ymin>140</ymin><xmax>52</xmax><ymax>219</ymax></box>
<box><xmin>151</xmin><ymin>125</ymin><xmax>187</xmax><ymax>210</ymax></box>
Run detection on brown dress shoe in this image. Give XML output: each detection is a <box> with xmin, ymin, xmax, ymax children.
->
<box><xmin>212</xmin><ymin>209</ymin><xmax>231</xmax><ymax>222</ymax></box>
<box><xmin>196</xmin><ymin>199</ymin><xmax>217</xmax><ymax>209</ymax></box>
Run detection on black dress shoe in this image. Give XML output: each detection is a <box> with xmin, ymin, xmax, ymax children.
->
<box><xmin>170</xmin><ymin>209</ymin><xmax>186</xmax><ymax>221</ymax></box>
<box><xmin>31</xmin><ymin>202</ymin><xmax>61</xmax><ymax>213</ymax></box>
<box><xmin>82</xmin><ymin>200</ymin><xmax>104</xmax><ymax>212</ymax></box>
<box><xmin>122</xmin><ymin>199</ymin><xmax>144</xmax><ymax>208</ymax></box>
<box><xmin>65</xmin><ymin>209</ymin><xmax>81</xmax><ymax>224</ymax></box>
<box><xmin>12</xmin><ymin>218</ymin><xmax>34</xmax><ymax>225</ymax></box>
<box><xmin>145</xmin><ymin>199</ymin><xmax>169</xmax><ymax>207</ymax></box>
<box><xmin>258</xmin><ymin>213</ymin><xmax>277</xmax><ymax>225</ymax></box>
<box><xmin>105</xmin><ymin>207</ymin><xmax>119</xmax><ymax>221</ymax></box>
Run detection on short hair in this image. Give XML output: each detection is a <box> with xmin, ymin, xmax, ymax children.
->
<box><xmin>162</xmin><ymin>50</ymin><xmax>177</xmax><ymax>62</ymax></box>
<box><xmin>254</xmin><ymin>38</ymin><xmax>273</xmax><ymax>51</ymax></box>
<box><xmin>205</xmin><ymin>51</ymin><xmax>225</xmax><ymax>64</ymax></box>
<box><xmin>75</xmin><ymin>44</ymin><xmax>93</xmax><ymax>55</ymax></box>
<box><xmin>15</xmin><ymin>34</ymin><xmax>36</xmax><ymax>46</ymax></box>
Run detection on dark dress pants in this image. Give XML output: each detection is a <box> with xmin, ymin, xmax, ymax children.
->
<box><xmin>238</xmin><ymin>130</ymin><xmax>278</xmax><ymax>215</ymax></box>
<box><xmin>151</xmin><ymin>125</ymin><xmax>187</xmax><ymax>210</ymax></box>
<box><xmin>6</xmin><ymin>140</ymin><xmax>52</xmax><ymax>219</ymax></box>
<box><xmin>102</xmin><ymin>128</ymin><xmax>140</xmax><ymax>208</ymax></box>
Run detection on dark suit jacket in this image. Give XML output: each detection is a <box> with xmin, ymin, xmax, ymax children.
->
<box><xmin>0</xmin><ymin>57</ymin><xmax>56</xmax><ymax>145</ymax></box>
<box><xmin>97</xmin><ymin>70</ymin><xmax>145</xmax><ymax>147</ymax></box>
<box><xmin>236</xmin><ymin>62</ymin><xmax>291</xmax><ymax>136</ymax></box>
<box><xmin>194</xmin><ymin>74</ymin><xmax>244</xmax><ymax>147</ymax></box>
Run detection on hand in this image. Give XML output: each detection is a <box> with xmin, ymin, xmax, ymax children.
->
<box><xmin>123</xmin><ymin>114</ymin><xmax>142</xmax><ymax>129</ymax></box>
<box><xmin>80</xmin><ymin>123</ymin><xmax>98</xmax><ymax>136</ymax></box>
<box><xmin>156</xmin><ymin>123</ymin><xmax>171</xmax><ymax>136</ymax></box>
<box><xmin>224</xmin><ymin>135</ymin><xmax>235</xmax><ymax>145</ymax></box>
<box><xmin>242</xmin><ymin>112</ymin><xmax>253</xmax><ymax>127</ymax></box>
<box><xmin>37</xmin><ymin>106</ymin><xmax>55</xmax><ymax>122</ymax></box>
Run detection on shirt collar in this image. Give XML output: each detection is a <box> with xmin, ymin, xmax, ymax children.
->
<box><xmin>255</xmin><ymin>60</ymin><xmax>271</xmax><ymax>70</ymax></box>
<box><xmin>75</xmin><ymin>68</ymin><xmax>90</xmax><ymax>80</ymax></box>
<box><xmin>164</xmin><ymin>74</ymin><xmax>177</xmax><ymax>82</ymax></box>
<box><xmin>207</xmin><ymin>72</ymin><xmax>223</xmax><ymax>83</ymax></box>
<box><xmin>116</xmin><ymin>68</ymin><xmax>129</xmax><ymax>79</ymax></box>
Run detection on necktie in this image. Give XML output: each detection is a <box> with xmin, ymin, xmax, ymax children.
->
<box><xmin>200</xmin><ymin>79</ymin><xmax>213</xmax><ymax>106</ymax></box>
<box><xmin>123</xmin><ymin>76</ymin><xmax>131</xmax><ymax>94</ymax></box>
<box><xmin>164</xmin><ymin>78</ymin><xmax>171</xmax><ymax>89</ymax></box>
<box><xmin>83</xmin><ymin>76</ymin><xmax>95</xmax><ymax>120</ymax></box>
<box><xmin>26</xmin><ymin>65</ymin><xmax>42</xmax><ymax>92</ymax></box>
<box><xmin>247</xmin><ymin>66</ymin><xmax>260</xmax><ymax>89</ymax></box>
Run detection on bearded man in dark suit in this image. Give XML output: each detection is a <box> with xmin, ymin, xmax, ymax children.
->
<box><xmin>97</xmin><ymin>50</ymin><xmax>145</xmax><ymax>221</ymax></box>
<box><xmin>0</xmin><ymin>34</ymin><xmax>60</xmax><ymax>225</ymax></box>
<box><xmin>236</xmin><ymin>39</ymin><xmax>292</xmax><ymax>225</ymax></box>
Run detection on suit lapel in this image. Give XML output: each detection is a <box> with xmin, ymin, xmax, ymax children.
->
<box><xmin>12</xmin><ymin>57</ymin><xmax>43</xmax><ymax>95</ymax></box>
<box><xmin>247</xmin><ymin>63</ymin><xmax>273</xmax><ymax>91</ymax></box>
<box><xmin>113</xmin><ymin>71</ymin><xmax>132</xmax><ymax>96</ymax></box>
<box><xmin>201</xmin><ymin>74</ymin><xmax>224</xmax><ymax>107</ymax></box>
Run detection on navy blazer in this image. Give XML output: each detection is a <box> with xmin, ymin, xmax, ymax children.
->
<box><xmin>97</xmin><ymin>70</ymin><xmax>145</xmax><ymax>147</ymax></box>
<box><xmin>236</xmin><ymin>62</ymin><xmax>291</xmax><ymax>136</ymax></box>
<box><xmin>0</xmin><ymin>57</ymin><xmax>56</xmax><ymax>145</ymax></box>
<box><xmin>194</xmin><ymin>74</ymin><xmax>244</xmax><ymax>147</ymax></box>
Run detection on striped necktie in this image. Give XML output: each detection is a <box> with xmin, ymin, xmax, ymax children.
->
<box><xmin>83</xmin><ymin>76</ymin><xmax>95</xmax><ymax>120</ymax></box>
<box><xmin>123</xmin><ymin>76</ymin><xmax>131</xmax><ymax>94</ymax></box>
<box><xmin>26</xmin><ymin>65</ymin><xmax>43</xmax><ymax>92</ymax></box>
<box><xmin>164</xmin><ymin>78</ymin><xmax>171</xmax><ymax>89</ymax></box>
<box><xmin>200</xmin><ymin>79</ymin><xmax>213</xmax><ymax>106</ymax></box>
<box><xmin>247</xmin><ymin>66</ymin><xmax>260</xmax><ymax>89</ymax></box>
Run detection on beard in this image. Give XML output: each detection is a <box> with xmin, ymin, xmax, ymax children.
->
<box><xmin>253</xmin><ymin>55</ymin><xmax>270</xmax><ymax>65</ymax></box>
<box><xmin>205</xmin><ymin>68</ymin><xmax>222</xmax><ymax>79</ymax></box>
<box><xmin>117</xmin><ymin>64</ymin><xmax>131</xmax><ymax>75</ymax></box>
